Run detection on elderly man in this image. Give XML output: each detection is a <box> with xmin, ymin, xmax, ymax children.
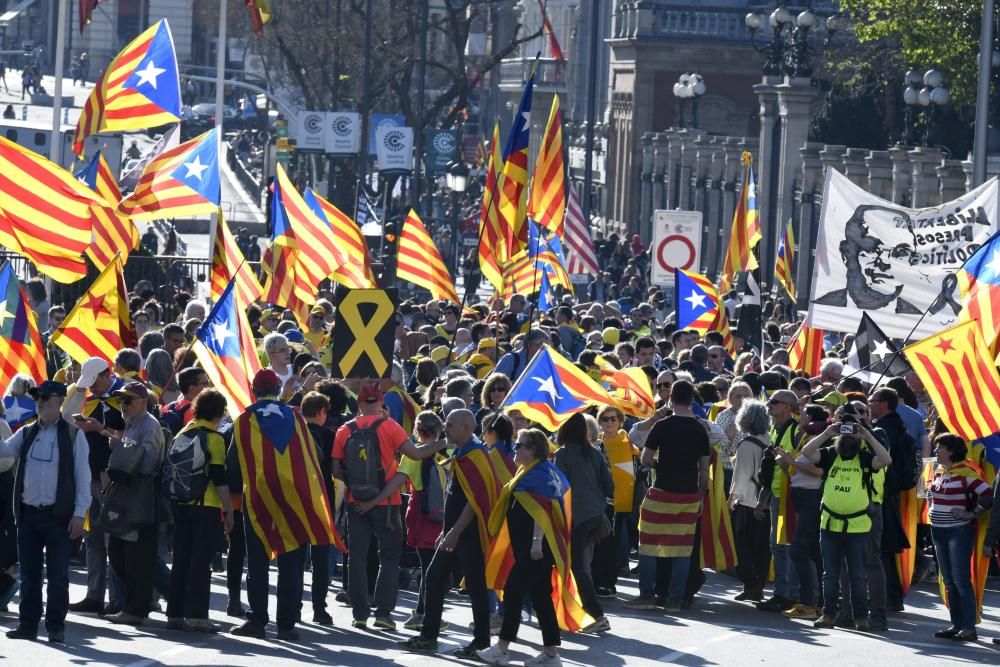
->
<box><xmin>0</xmin><ymin>381</ymin><xmax>89</xmax><ymax>643</ymax></box>
<box><xmin>262</xmin><ymin>332</ymin><xmax>295</xmax><ymax>390</ymax></box>
<box><xmin>707</xmin><ymin>345</ymin><xmax>729</xmax><ymax>375</ymax></box>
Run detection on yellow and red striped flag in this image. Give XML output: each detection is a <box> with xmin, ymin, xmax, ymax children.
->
<box><xmin>74</xmin><ymin>151</ymin><xmax>139</xmax><ymax>271</ymax></box>
<box><xmin>607</xmin><ymin>366</ymin><xmax>656</xmax><ymax>419</ymax></box>
<box><xmin>774</xmin><ymin>219</ymin><xmax>796</xmax><ymax>300</ymax></box>
<box><xmin>51</xmin><ymin>256</ymin><xmax>131</xmax><ymax>365</ymax></box>
<box><xmin>0</xmin><ymin>137</ymin><xmax>104</xmax><ymax>283</ymax></box>
<box><xmin>501</xmin><ymin>247</ymin><xmax>571</xmax><ymax>297</ymax></box>
<box><xmin>715</xmin><ymin>308</ymin><xmax>737</xmax><ymax>357</ymax></box>
<box><xmin>787</xmin><ymin>323</ymin><xmax>825</xmax><ymax>377</ymax></box>
<box><xmin>73</xmin><ymin>20</ymin><xmax>181</xmax><ymax>155</ymax></box>
<box><xmin>211</xmin><ymin>209</ymin><xmax>263</xmax><ymax>307</ymax></box>
<box><xmin>397</xmin><ymin>209</ymin><xmax>459</xmax><ymax>304</ymax></box>
<box><xmin>700</xmin><ymin>448</ymin><xmax>738</xmax><ymax>571</ymax></box>
<box><xmin>479</xmin><ymin>121</ymin><xmax>508</xmax><ymax>291</ymax></box>
<box><xmin>718</xmin><ymin>151</ymin><xmax>761</xmax><ymax>295</ymax></box>
<box><xmin>0</xmin><ymin>262</ymin><xmax>46</xmax><ymax>386</ymax></box>
<box><xmin>528</xmin><ymin>95</ymin><xmax>566</xmax><ymax>239</ymax></box>
<box><xmin>304</xmin><ymin>188</ymin><xmax>376</xmax><ymax>289</ymax></box>
<box><xmin>233</xmin><ymin>397</ymin><xmax>344</xmax><ymax>558</ymax></box>
<box><xmin>497</xmin><ymin>70</ymin><xmax>535</xmax><ymax>256</ymax></box>
<box><xmin>903</xmin><ymin>320</ymin><xmax>1000</xmax><ymax>441</ymax></box>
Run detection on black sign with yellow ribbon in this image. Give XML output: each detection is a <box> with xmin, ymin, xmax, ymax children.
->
<box><xmin>331</xmin><ymin>288</ymin><xmax>398</xmax><ymax>379</ymax></box>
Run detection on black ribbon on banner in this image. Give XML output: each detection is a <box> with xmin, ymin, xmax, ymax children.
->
<box><xmin>927</xmin><ymin>273</ymin><xmax>962</xmax><ymax>316</ymax></box>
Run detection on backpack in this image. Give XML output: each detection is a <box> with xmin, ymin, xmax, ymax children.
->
<box><xmin>160</xmin><ymin>401</ymin><xmax>192</xmax><ymax>438</ymax></box>
<box><xmin>419</xmin><ymin>454</ymin><xmax>447</xmax><ymax>522</ymax></box>
<box><xmin>161</xmin><ymin>428</ymin><xmax>210</xmax><ymax>503</ymax></box>
<box><xmin>342</xmin><ymin>418</ymin><xmax>386</xmax><ymax>501</ymax></box>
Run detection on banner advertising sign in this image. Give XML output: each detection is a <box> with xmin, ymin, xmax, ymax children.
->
<box><xmin>375</xmin><ymin>126</ymin><xmax>414</xmax><ymax>173</ymax></box>
<box><xmin>424</xmin><ymin>128</ymin><xmax>460</xmax><ymax>174</ymax></box>
<box><xmin>296</xmin><ymin>111</ymin><xmax>327</xmax><ymax>152</ymax></box>
<box><xmin>806</xmin><ymin>169</ymin><xmax>999</xmax><ymax>339</ymax></box>
<box><xmin>650</xmin><ymin>210</ymin><xmax>703</xmax><ymax>286</ymax></box>
<box><xmin>326</xmin><ymin>112</ymin><xmax>361</xmax><ymax>154</ymax></box>
<box><xmin>369</xmin><ymin>114</ymin><xmax>405</xmax><ymax>153</ymax></box>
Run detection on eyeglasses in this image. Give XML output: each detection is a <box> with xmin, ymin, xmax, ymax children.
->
<box><xmin>33</xmin><ymin>394</ymin><xmax>52</xmax><ymax>402</ymax></box>
<box><xmin>599</xmin><ymin>416</ymin><xmax>618</xmax><ymax>423</ymax></box>
<box><xmin>121</xmin><ymin>397</ymin><xmax>135</xmax><ymax>406</ymax></box>
<box><xmin>656</xmin><ymin>382</ymin><xmax>672</xmax><ymax>389</ymax></box>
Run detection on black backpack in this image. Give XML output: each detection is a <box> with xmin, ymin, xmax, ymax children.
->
<box><xmin>342</xmin><ymin>418</ymin><xmax>386</xmax><ymax>501</ymax></box>
<box><xmin>161</xmin><ymin>428</ymin><xmax>210</xmax><ymax>503</ymax></box>
<box><xmin>419</xmin><ymin>454</ymin><xmax>447</xmax><ymax>522</ymax></box>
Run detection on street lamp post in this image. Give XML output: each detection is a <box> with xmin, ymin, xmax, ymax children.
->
<box><xmin>445</xmin><ymin>160</ymin><xmax>470</xmax><ymax>276</ymax></box>
<box><xmin>672</xmin><ymin>73</ymin><xmax>706</xmax><ymax>129</ymax></box>
<box><xmin>919</xmin><ymin>69</ymin><xmax>950</xmax><ymax>147</ymax></box>
<box><xmin>745</xmin><ymin>5</ymin><xmax>844</xmax><ymax>78</ymax></box>
<box><xmin>901</xmin><ymin>69</ymin><xmax>923</xmax><ymax>145</ymax></box>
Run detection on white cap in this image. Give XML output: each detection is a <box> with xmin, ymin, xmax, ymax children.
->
<box><xmin>77</xmin><ymin>357</ymin><xmax>110</xmax><ymax>389</ymax></box>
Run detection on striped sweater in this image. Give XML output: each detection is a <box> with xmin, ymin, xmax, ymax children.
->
<box><xmin>926</xmin><ymin>468</ymin><xmax>992</xmax><ymax>528</ymax></box>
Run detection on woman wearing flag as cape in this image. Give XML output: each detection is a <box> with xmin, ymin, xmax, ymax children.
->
<box><xmin>478</xmin><ymin>428</ymin><xmax>592</xmax><ymax>667</ymax></box>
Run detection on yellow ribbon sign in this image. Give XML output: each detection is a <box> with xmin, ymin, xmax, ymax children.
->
<box><xmin>333</xmin><ymin>288</ymin><xmax>397</xmax><ymax>378</ymax></box>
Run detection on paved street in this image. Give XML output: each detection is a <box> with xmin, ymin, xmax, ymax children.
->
<box><xmin>0</xmin><ymin>561</ymin><xmax>996</xmax><ymax>666</ymax></box>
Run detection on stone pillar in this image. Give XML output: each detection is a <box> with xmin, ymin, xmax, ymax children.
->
<box><xmin>937</xmin><ymin>159</ymin><xmax>967</xmax><ymax>203</ymax></box>
<box><xmin>651</xmin><ymin>132</ymin><xmax>669</xmax><ymax>212</ymax></box>
<box><xmin>639</xmin><ymin>132</ymin><xmax>654</xmax><ymax>241</ymax></box>
<box><xmin>865</xmin><ymin>150</ymin><xmax>893</xmax><ymax>201</ymax></box>
<box><xmin>819</xmin><ymin>144</ymin><xmax>846</xmax><ymax>178</ymax></box>
<box><xmin>677</xmin><ymin>129</ymin><xmax>701</xmax><ymax>211</ymax></box>
<box><xmin>664</xmin><ymin>128</ymin><xmax>684</xmax><ymax>209</ymax></box>
<box><xmin>888</xmin><ymin>145</ymin><xmax>913</xmax><ymax>205</ymax></box>
<box><xmin>718</xmin><ymin>137</ymin><xmax>744</xmax><ymax>277</ymax></box>
<box><xmin>694</xmin><ymin>136</ymin><xmax>715</xmax><ymax>272</ymax></box>
<box><xmin>754</xmin><ymin>79</ymin><xmax>781</xmax><ymax>275</ymax></box>
<box><xmin>909</xmin><ymin>147</ymin><xmax>944</xmax><ymax>207</ymax></box>
<box><xmin>705</xmin><ymin>139</ymin><xmax>726</xmax><ymax>276</ymax></box>
<box><xmin>842</xmin><ymin>148</ymin><xmax>869</xmax><ymax>188</ymax></box>
<box><xmin>796</xmin><ymin>142</ymin><xmax>824</xmax><ymax>306</ymax></box>
<box><xmin>773</xmin><ymin>81</ymin><xmax>820</xmax><ymax>281</ymax></box>
<box><xmin>635</xmin><ymin>0</ymin><xmax>655</xmax><ymax>36</ymax></box>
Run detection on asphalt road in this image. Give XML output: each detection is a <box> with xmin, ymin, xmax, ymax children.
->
<box><xmin>0</xmin><ymin>559</ymin><xmax>996</xmax><ymax>666</ymax></box>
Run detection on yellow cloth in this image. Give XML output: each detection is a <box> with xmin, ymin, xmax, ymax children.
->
<box><xmin>602</xmin><ymin>430</ymin><xmax>638</xmax><ymax>512</ymax></box>
<box><xmin>178</xmin><ymin>418</ymin><xmax>228</xmax><ymax>510</ymax></box>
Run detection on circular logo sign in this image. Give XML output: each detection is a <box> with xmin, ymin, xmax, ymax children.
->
<box><xmin>383</xmin><ymin>129</ymin><xmax>405</xmax><ymax>151</ymax></box>
<box><xmin>331</xmin><ymin>115</ymin><xmax>352</xmax><ymax>136</ymax></box>
<box><xmin>432</xmin><ymin>132</ymin><xmax>455</xmax><ymax>153</ymax></box>
<box><xmin>304</xmin><ymin>113</ymin><xmax>322</xmax><ymax>134</ymax></box>
<box><xmin>656</xmin><ymin>234</ymin><xmax>696</xmax><ymax>275</ymax></box>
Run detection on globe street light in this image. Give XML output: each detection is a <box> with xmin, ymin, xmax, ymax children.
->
<box><xmin>746</xmin><ymin>5</ymin><xmax>845</xmax><ymax>78</ymax></box>
<box><xmin>672</xmin><ymin>73</ymin><xmax>706</xmax><ymax>129</ymax></box>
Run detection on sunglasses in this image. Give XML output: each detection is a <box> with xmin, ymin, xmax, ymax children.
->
<box><xmin>121</xmin><ymin>397</ymin><xmax>135</xmax><ymax>406</ymax></box>
<box><xmin>491</xmin><ymin>386</ymin><xmax>510</xmax><ymax>392</ymax></box>
<box><xmin>656</xmin><ymin>382</ymin><xmax>672</xmax><ymax>389</ymax></box>
<box><xmin>33</xmin><ymin>394</ymin><xmax>53</xmax><ymax>402</ymax></box>
<box><xmin>599</xmin><ymin>416</ymin><xmax>618</xmax><ymax>423</ymax></box>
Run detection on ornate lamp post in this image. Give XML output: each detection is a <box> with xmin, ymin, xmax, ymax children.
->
<box><xmin>672</xmin><ymin>73</ymin><xmax>706</xmax><ymax>129</ymax></box>
<box><xmin>919</xmin><ymin>69</ymin><xmax>950</xmax><ymax>147</ymax></box>
<box><xmin>902</xmin><ymin>69</ymin><xmax>923</xmax><ymax>145</ymax></box>
<box><xmin>745</xmin><ymin>5</ymin><xmax>845</xmax><ymax>78</ymax></box>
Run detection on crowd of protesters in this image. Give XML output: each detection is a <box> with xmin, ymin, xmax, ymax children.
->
<box><xmin>0</xmin><ymin>233</ymin><xmax>996</xmax><ymax>662</ymax></box>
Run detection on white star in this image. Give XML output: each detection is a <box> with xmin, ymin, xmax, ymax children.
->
<box><xmin>532</xmin><ymin>375</ymin><xmax>562</xmax><ymax>403</ymax></box>
<box><xmin>547</xmin><ymin>467</ymin><xmax>564</xmax><ymax>494</ymax></box>
<box><xmin>985</xmin><ymin>248</ymin><xmax>1000</xmax><ymax>279</ymax></box>
<box><xmin>4</xmin><ymin>401</ymin><xmax>29</xmax><ymax>424</ymax></box>
<box><xmin>183</xmin><ymin>156</ymin><xmax>209</xmax><ymax>181</ymax></box>
<box><xmin>871</xmin><ymin>339</ymin><xmax>893</xmax><ymax>359</ymax></box>
<box><xmin>78</xmin><ymin>176</ymin><xmax>90</xmax><ymax>186</ymax></box>
<box><xmin>211</xmin><ymin>322</ymin><xmax>235</xmax><ymax>347</ymax></box>
<box><xmin>521</xmin><ymin>110</ymin><xmax>530</xmax><ymax>126</ymax></box>
<box><xmin>0</xmin><ymin>300</ymin><xmax>9</xmax><ymax>329</ymax></box>
<box><xmin>256</xmin><ymin>403</ymin><xmax>283</xmax><ymax>419</ymax></box>
<box><xmin>615</xmin><ymin>460</ymin><xmax>635</xmax><ymax>478</ymax></box>
<box><xmin>134</xmin><ymin>60</ymin><xmax>166</xmax><ymax>89</ymax></box>
<box><xmin>684</xmin><ymin>290</ymin><xmax>707</xmax><ymax>311</ymax></box>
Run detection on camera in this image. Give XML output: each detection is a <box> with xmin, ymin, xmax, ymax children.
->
<box><xmin>839</xmin><ymin>422</ymin><xmax>856</xmax><ymax>434</ymax></box>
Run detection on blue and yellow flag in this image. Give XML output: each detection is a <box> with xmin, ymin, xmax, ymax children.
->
<box><xmin>234</xmin><ymin>399</ymin><xmax>344</xmax><ymax>558</ymax></box>
<box><xmin>500</xmin><ymin>344</ymin><xmax>615</xmax><ymax>431</ymax></box>
<box><xmin>0</xmin><ymin>262</ymin><xmax>46</xmax><ymax>388</ymax></box>
<box><xmin>487</xmin><ymin>460</ymin><xmax>592</xmax><ymax>632</ymax></box>
<box><xmin>675</xmin><ymin>268</ymin><xmax>720</xmax><ymax>332</ymax></box>
<box><xmin>118</xmin><ymin>129</ymin><xmax>220</xmax><ymax>219</ymax></box>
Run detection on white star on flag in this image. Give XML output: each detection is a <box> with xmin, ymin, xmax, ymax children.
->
<box><xmin>134</xmin><ymin>60</ymin><xmax>166</xmax><ymax>89</ymax></box>
<box><xmin>0</xmin><ymin>300</ymin><xmax>9</xmax><ymax>329</ymax></box>
<box><xmin>684</xmin><ymin>290</ymin><xmax>707</xmax><ymax>310</ymax></box>
<box><xmin>870</xmin><ymin>339</ymin><xmax>892</xmax><ymax>359</ymax></box>
<box><xmin>211</xmin><ymin>322</ymin><xmax>235</xmax><ymax>347</ymax></box>
<box><xmin>256</xmin><ymin>403</ymin><xmax>283</xmax><ymax>418</ymax></box>
<box><xmin>532</xmin><ymin>375</ymin><xmax>562</xmax><ymax>403</ymax></box>
<box><xmin>986</xmin><ymin>248</ymin><xmax>1000</xmax><ymax>279</ymax></box>
<box><xmin>4</xmin><ymin>401</ymin><xmax>29</xmax><ymax>424</ymax></box>
<box><xmin>521</xmin><ymin>111</ymin><xmax>531</xmax><ymax>126</ymax></box>
<box><xmin>183</xmin><ymin>156</ymin><xmax>209</xmax><ymax>181</ymax></box>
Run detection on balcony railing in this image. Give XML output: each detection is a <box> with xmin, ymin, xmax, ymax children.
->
<box><xmin>498</xmin><ymin>58</ymin><xmax>566</xmax><ymax>90</ymax></box>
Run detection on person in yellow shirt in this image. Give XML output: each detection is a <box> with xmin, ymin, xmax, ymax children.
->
<box><xmin>303</xmin><ymin>306</ymin><xmax>333</xmax><ymax>370</ymax></box>
<box><xmin>593</xmin><ymin>405</ymin><xmax>638</xmax><ymax>598</ymax></box>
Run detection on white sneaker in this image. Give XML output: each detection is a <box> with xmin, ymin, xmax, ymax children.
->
<box><xmin>524</xmin><ymin>652</ymin><xmax>562</xmax><ymax>667</ymax></box>
<box><xmin>476</xmin><ymin>644</ymin><xmax>511</xmax><ymax>666</ymax></box>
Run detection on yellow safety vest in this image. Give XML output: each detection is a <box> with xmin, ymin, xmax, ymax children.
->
<box><xmin>821</xmin><ymin>454</ymin><xmax>873</xmax><ymax>533</ymax></box>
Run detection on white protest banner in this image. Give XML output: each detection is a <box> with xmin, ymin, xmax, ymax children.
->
<box><xmin>806</xmin><ymin>169</ymin><xmax>999</xmax><ymax>340</ymax></box>
<box><xmin>375</xmin><ymin>126</ymin><xmax>414</xmax><ymax>173</ymax></box>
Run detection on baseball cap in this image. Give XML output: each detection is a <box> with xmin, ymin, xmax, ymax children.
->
<box><xmin>358</xmin><ymin>383</ymin><xmax>383</xmax><ymax>404</ymax></box>
<box><xmin>77</xmin><ymin>358</ymin><xmax>110</xmax><ymax>389</ymax></box>
<box><xmin>310</xmin><ymin>306</ymin><xmax>326</xmax><ymax>316</ymax></box>
<box><xmin>284</xmin><ymin>329</ymin><xmax>306</xmax><ymax>344</ymax></box>
<box><xmin>478</xmin><ymin>338</ymin><xmax>497</xmax><ymax>350</ymax></box>
<box><xmin>261</xmin><ymin>308</ymin><xmax>278</xmax><ymax>321</ymax></box>
<box><xmin>816</xmin><ymin>390</ymin><xmax>848</xmax><ymax>409</ymax></box>
<box><xmin>430</xmin><ymin>346</ymin><xmax>451</xmax><ymax>363</ymax></box>
<box><xmin>602</xmin><ymin>327</ymin><xmax>620</xmax><ymax>346</ymax></box>
<box><xmin>251</xmin><ymin>368</ymin><xmax>281</xmax><ymax>395</ymax></box>
<box><xmin>767</xmin><ymin>389</ymin><xmax>799</xmax><ymax>407</ymax></box>
<box><xmin>28</xmin><ymin>380</ymin><xmax>67</xmax><ymax>398</ymax></box>
<box><xmin>113</xmin><ymin>381</ymin><xmax>151</xmax><ymax>402</ymax></box>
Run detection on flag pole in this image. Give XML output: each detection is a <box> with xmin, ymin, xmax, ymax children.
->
<box><xmin>210</xmin><ymin>0</ymin><xmax>228</xmax><ymax>261</ymax></box>
<box><xmin>50</xmin><ymin>0</ymin><xmax>69</xmax><ymax>163</ymax></box>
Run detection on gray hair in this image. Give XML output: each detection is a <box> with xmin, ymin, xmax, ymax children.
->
<box><xmin>728</xmin><ymin>381</ymin><xmax>752</xmax><ymax>401</ymax></box>
<box><xmin>144</xmin><ymin>349</ymin><xmax>176</xmax><ymax>390</ymax></box>
<box><xmin>736</xmin><ymin>400</ymin><xmax>770</xmax><ymax>437</ymax></box>
<box><xmin>821</xmin><ymin>358</ymin><xmax>844</xmax><ymax>376</ymax></box>
<box><xmin>441</xmin><ymin>397</ymin><xmax>467</xmax><ymax>417</ymax></box>
<box><xmin>262</xmin><ymin>332</ymin><xmax>289</xmax><ymax>356</ymax></box>
<box><xmin>583</xmin><ymin>413</ymin><xmax>600</xmax><ymax>445</ymax></box>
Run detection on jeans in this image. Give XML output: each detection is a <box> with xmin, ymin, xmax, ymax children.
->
<box><xmin>931</xmin><ymin>523</ymin><xmax>976</xmax><ymax>630</ymax></box>
<box><xmin>639</xmin><ymin>553</ymin><xmax>689</xmax><ymax>600</ymax></box>
<box><xmin>820</xmin><ymin>529</ymin><xmax>869</xmax><ymax>619</ymax></box>
<box><xmin>244</xmin><ymin>512</ymin><xmax>304</xmax><ymax>630</ymax></box>
<box><xmin>789</xmin><ymin>487</ymin><xmax>822</xmax><ymax>607</ymax></box>
<box><xmin>311</xmin><ymin>544</ymin><xmax>331</xmax><ymax>613</ymax></box>
<box><xmin>414</xmin><ymin>547</ymin><xmax>435</xmax><ymax>615</ymax></box>
<box><xmin>769</xmin><ymin>494</ymin><xmax>798</xmax><ymax>601</ymax></box>
<box><xmin>842</xmin><ymin>504</ymin><xmax>886</xmax><ymax>621</ymax></box>
<box><xmin>346</xmin><ymin>505</ymin><xmax>402</xmax><ymax>620</ymax></box>
<box><xmin>17</xmin><ymin>506</ymin><xmax>71</xmax><ymax>635</ymax></box>
<box><xmin>166</xmin><ymin>505</ymin><xmax>221</xmax><ymax>620</ymax></box>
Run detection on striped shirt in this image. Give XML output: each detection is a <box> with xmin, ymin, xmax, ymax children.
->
<box><xmin>926</xmin><ymin>469</ymin><xmax>991</xmax><ymax>527</ymax></box>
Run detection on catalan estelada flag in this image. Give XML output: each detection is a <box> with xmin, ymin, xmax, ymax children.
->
<box><xmin>397</xmin><ymin>209</ymin><xmax>459</xmax><ymax>304</ymax></box>
<box><xmin>50</xmin><ymin>256</ymin><xmax>130</xmax><ymax>365</ymax></box>
<box><xmin>675</xmin><ymin>269</ymin><xmax>720</xmax><ymax>332</ymax></box>
<box><xmin>957</xmin><ymin>228</ymin><xmax>1000</xmax><ymax>358</ymax></box>
<box><xmin>500</xmin><ymin>344</ymin><xmax>615</xmax><ymax>431</ymax></box>
<box><xmin>787</xmin><ymin>323</ymin><xmax>825</xmax><ymax>377</ymax></box>
<box><xmin>73</xmin><ymin>19</ymin><xmax>181</xmax><ymax>155</ymax></box>
<box><xmin>118</xmin><ymin>128</ymin><xmax>220</xmax><ymax>219</ymax></box>
<box><xmin>211</xmin><ymin>209</ymin><xmax>263</xmax><ymax>307</ymax></box>
<box><xmin>0</xmin><ymin>136</ymin><xmax>105</xmax><ymax>283</ymax></box>
<box><xmin>714</xmin><ymin>308</ymin><xmax>737</xmax><ymax>357</ymax></box>
<box><xmin>903</xmin><ymin>320</ymin><xmax>1000</xmax><ymax>441</ymax></box>
<box><xmin>233</xmin><ymin>397</ymin><xmax>343</xmax><ymax>558</ymax></box>
<box><xmin>700</xmin><ymin>447</ymin><xmax>738</xmax><ymax>571</ymax></box>
<box><xmin>303</xmin><ymin>188</ymin><xmax>376</xmax><ymax>289</ymax></box>
<box><xmin>0</xmin><ymin>262</ymin><xmax>46</xmax><ymax>387</ymax></box>
<box><xmin>479</xmin><ymin>121</ymin><xmax>509</xmax><ymax>291</ymax></box>
<box><xmin>536</xmin><ymin>0</ymin><xmax>566</xmax><ymax>61</ymax></box>
<box><xmin>718</xmin><ymin>151</ymin><xmax>761</xmax><ymax>295</ymax></box>
<box><xmin>528</xmin><ymin>95</ymin><xmax>565</xmax><ymax>239</ymax></box>
<box><xmin>606</xmin><ymin>366</ymin><xmax>656</xmax><ymax>420</ymax></box>
<box><xmin>895</xmin><ymin>486</ymin><xmax>920</xmax><ymax>596</ymax></box>
<box><xmin>501</xmin><ymin>222</ymin><xmax>571</xmax><ymax>296</ymax></box>
<box><xmin>497</xmin><ymin>67</ymin><xmax>535</xmax><ymax>256</ymax></box>
<box><xmin>774</xmin><ymin>219</ymin><xmax>796</xmax><ymax>300</ymax></box>
<box><xmin>451</xmin><ymin>438</ymin><xmax>510</xmax><ymax>557</ymax></box>
<box><xmin>487</xmin><ymin>460</ymin><xmax>592</xmax><ymax>632</ymax></box>
<box><xmin>74</xmin><ymin>151</ymin><xmax>139</xmax><ymax>270</ymax></box>
<box><xmin>193</xmin><ymin>278</ymin><xmax>262</xmax><ymax>417</ymax></box>
<box><xmin>262</xmin><ymin>168</ymin><xmax>301</xmax><ymax>310</ymax></box>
